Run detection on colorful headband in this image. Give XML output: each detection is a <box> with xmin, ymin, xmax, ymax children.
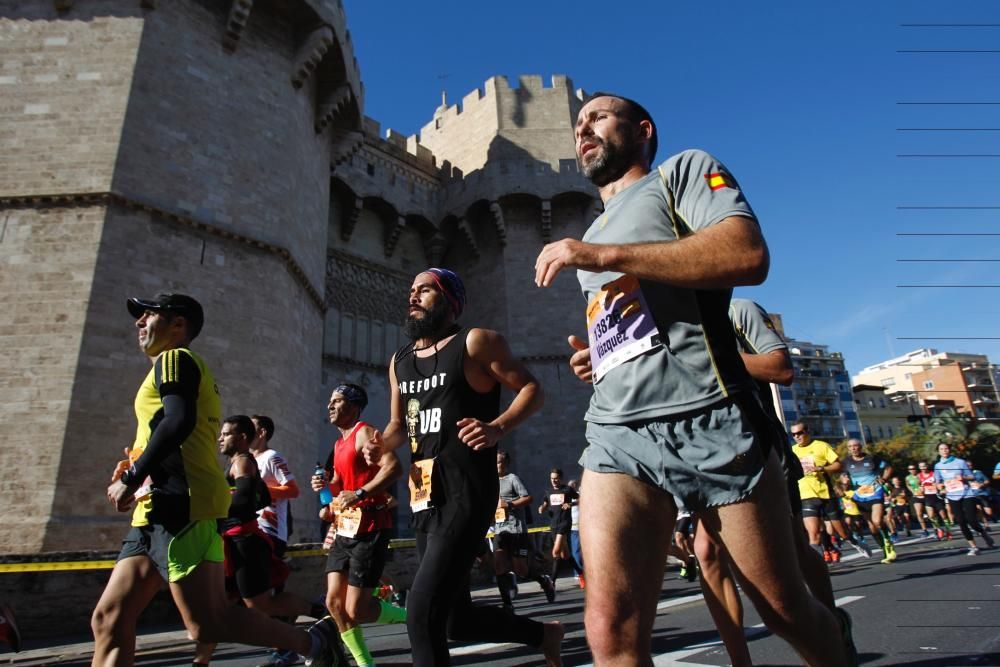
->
<box><xmin>424</xmin><ymin>267</ymin><xmax>466</xmax><ymax>318</ymax></box>
<box><xmin>334</xmin><ymin>384</ymin><xmax>368</xmax><ymax>409</ymax></box>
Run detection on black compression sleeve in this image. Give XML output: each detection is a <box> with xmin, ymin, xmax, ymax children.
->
<box><xmin>125</xmin><ymin>396</ymin><xmax>197</xmax><ymax>486</ymax></box>
<box><xmin>229</xmin><ymin>474</ymin><xmax>258</xmax><ymax>521</ymax></box>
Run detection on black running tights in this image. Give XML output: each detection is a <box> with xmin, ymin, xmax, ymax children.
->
<box><xmin>407</xmin><ymin>526</ymin><xmax>544</xmax><ymax>665</ymax></box>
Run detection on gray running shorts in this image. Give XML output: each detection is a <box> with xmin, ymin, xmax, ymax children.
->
<box><xmin>579</xmin><ymin>397</ymin><xmax>767</xmax><ymax>510</ymax></box>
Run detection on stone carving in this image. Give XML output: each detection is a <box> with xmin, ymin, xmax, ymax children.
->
<box><xmin>326</xmin><ymin>250</ymin><xmax>410</xmax><ymax>323</ymax></box>
<box><xmin>223</xmin><ymin>0</ymin><xmax>253</xmax><ymax>53</ymax></box>
<box><xmin>291</xmin><ymin>25</ymin><xmax>334</xmax><ymax>89</ymax></box>
<box><xmin>489</xmin><ymin>200</ymin><xmax>507</xmax><ymax>247</ymax></box>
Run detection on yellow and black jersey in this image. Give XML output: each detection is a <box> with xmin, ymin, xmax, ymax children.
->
<box><xmin>130</xmin><ymin>347</ymin><xmax>230</xmax><ymax>527</ymax></box>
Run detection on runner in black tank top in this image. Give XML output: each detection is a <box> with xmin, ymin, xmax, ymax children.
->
<box><xmin>364</xmin><ymin>269</ymin><xmax>563</xmax><ymax>666</ymax></box>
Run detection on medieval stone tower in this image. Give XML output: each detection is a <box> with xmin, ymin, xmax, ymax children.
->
<box><xmin>0</xmin><ymin>0</ymin><xmax>599</xmax><ymax>553</ymax></box>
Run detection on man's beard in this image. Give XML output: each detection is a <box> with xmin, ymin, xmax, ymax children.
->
<box><xmin>580</xmin><ymin>133</ymin><xmax>643</xmax><ymax>186</ymax></box>
<box><xmin>404</xmin><ymin>299</ymin><xmax>450</xmax><ymax>341</ymax></box>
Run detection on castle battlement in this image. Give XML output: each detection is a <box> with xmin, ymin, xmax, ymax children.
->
<box><xmin>414</xmin><ymin>74</ymin><xmax>583</xmax><ymax>178</ymax></box>
<box><xmin>361</xmin><ymin>116</ymin><xmax>437</xmax><ymax>169</ymax></box>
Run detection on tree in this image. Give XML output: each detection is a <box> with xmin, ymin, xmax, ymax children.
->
<box><xmin>923</xmin><ymin>408</ymin><xmax>1000</xmax><ymax>471</ymax></box>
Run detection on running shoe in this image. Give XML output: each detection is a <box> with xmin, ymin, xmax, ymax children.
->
<box><xmin>935</xmin><ymin>528</ymin><xmax>945</xmax><ymax>540</ymax></box>
<box><xmin>945</xmin><ymin>532</ymin><xmax>953</xmax><ymax>541</ymax></box>
<box><xmin>834</xmin><ymin>607</ymin><xmax>859</xmax><ymax>667</ymax></box>
<box><xmin>684</xmin><ymin>559</ymin><xmax>698</xmax><ymax>582</ymax></box>
<box><xmin>922</xmin><ymin>529</ymin><xmax>931</xmax><ymax>538</ymax></box>
<box><xmin>823</xmin><ymin>549</ymin><xmax>832</xmax><ymax>563</ymax></box>
<box><xmin>577</xmin><ymin>574</ymin><xmax>586</xmax><ymax>590</ymax></box>
<box><xmin>968</xmin><ymin>547</ymin><xmax>980</xmax><ymax>556</ymax></box>
<box><xmin>830</xmin><ymin>548</ymin><xmax>842</xmax><ymax>563</ymax></box>
<box><xmin>258</xmin><ymin>649</ymin><xmax>300</xmax><ymax>667</ymax></box>
<box><xmin>984</xmin><ymin>532</ymin><xmax>996</xmax><ymax>549</ymax></box>
<box><xmin>852</xmin><ymin>541</ymin><xmax>872</xmax><ymax>558</ymax></box>
<box><xmin>540</xmin><ymin>574</ymin><xmax>556</xmax><ymax>603</ymax></box>
<box><xmin>884</xmin><ymin>544</ymin><xmax>897</xmax><ymax>562</ymax></box>
<box><xmin>304</xmin><ymin>617</ymin><xmax>343</xmax><ymax>667</ymax></box>
<box><xmin>0</xmin><ymin>604</ymin><xmax>21</xmax><ymax>653</ymax></box>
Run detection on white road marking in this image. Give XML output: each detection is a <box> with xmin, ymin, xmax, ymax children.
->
<box><xmin>454</xmin><ymin>592</ymin><xmax>868</xmax><ymax>661</ymax></box>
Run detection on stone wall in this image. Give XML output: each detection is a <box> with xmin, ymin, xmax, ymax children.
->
<box><xmin>0</xmin><ymin>0</ymin><xmax>361</xmax><ymax>552</ymax></box>
<box><xmin>0</xmin><ymin>1</ymin><xmax>146</xmax><ymax>552</ymax></box>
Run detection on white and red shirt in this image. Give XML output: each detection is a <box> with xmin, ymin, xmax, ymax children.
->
<box><xmin>255</xmin><ymin>448</ymin><xmax>295</xmax><ymax>544</ymax></box>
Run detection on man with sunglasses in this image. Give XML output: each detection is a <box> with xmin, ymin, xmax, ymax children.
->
<box><xmin>789</xmin><ymin>422</ymin><xmax>856</xmax><ymax>560</ymax></box>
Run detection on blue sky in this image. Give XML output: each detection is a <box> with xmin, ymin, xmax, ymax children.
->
<box><xmin>343</xmin><ymin>1</ymin><xmax>1000</xmax><ymax>378</ymax></box>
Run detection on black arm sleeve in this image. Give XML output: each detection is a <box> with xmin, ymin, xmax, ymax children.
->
<box><xmin>123</xmin><ymin>351</ymin><xmax>200</xmax><ymax>486</ymax></box>
<box><xmin>228</xmin><ymin>475</ymin><xmax>259</xmax><ymax>522</ymax></box>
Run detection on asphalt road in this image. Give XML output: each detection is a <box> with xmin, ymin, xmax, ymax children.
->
<box><xmin>7</xmin><ymin>530</ymin><xmax>1000</xmax><ymax>666</ymax></box>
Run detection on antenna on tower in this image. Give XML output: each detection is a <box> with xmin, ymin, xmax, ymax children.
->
<box><xmin>438</xmin><ymin>73</ymin><xmax>449</xmax><ymax>107</ymax></box>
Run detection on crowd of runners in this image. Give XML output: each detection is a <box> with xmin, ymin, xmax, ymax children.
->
<box><xmin>75</xmin><ymin>90</ymin><xmax>1000</xmax><ymax>667</ymax></box>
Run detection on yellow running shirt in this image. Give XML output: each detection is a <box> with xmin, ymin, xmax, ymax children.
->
<box><xmin>792</xmin><ymin>439</ymin><xmax>839</xmax><ymax>500</ymax></box>
<box><xmin>130</xmin><ymin>347</ymin><xmax>230</xmax><ymax>527</ymax></box>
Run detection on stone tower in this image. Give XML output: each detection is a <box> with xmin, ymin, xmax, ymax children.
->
<box><xmin>0</xmin><ymin>1</ymin><xmax>599</xmax><ymax>552</ymax></box>
<box><xmin>0</xmin><ymin>0</ymin><xmax>364</xmax><ymax>552</ymax></box>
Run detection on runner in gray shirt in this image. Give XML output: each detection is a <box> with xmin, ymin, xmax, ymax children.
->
<box><xmin>493</xmin><ymin>451</ymin><xmax>555</xmax><ymax>609</ymax></box>
<box><xmin>534</xmin><ymin>92</ymin><xmax>850</xmax><ymax>666</ymax></box>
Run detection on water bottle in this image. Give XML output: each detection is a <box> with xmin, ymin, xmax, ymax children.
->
<box><xmin>314</xmin><ymin>462</ymin><xmax>333</xmax><ymax>505</ymax></box>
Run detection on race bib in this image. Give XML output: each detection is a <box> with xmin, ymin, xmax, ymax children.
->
<box><xmin>856</xmin><ymin>484</ymin><xmax>875</xmax><ymax>496</ymax></box>
<box><xmin>409</xmin><ymin>459</ymin><xmax>434</xmax><ymax>513</ymax></box>
<box><xmin>586</xmin><ymin>276</ymin><xmax>662</xmax><ymax>384</ymax></box>
<box><xmin>550</xmin><ymin>493</ymin><xmax>565</xmax><ymax>507</ymax></box>
<box><xmin>945</xmin><ymin>478</ymin><xmax>965</xmax><ymax>493</ymax></box>
<box><xmin>842</xmin><ymin>497</ymin><xmax>857</xmax><ymax>513</ymax></box>
<box><xmin>799</xmin><ymin>456</ymin><xmax>817</xmax><ymax>474</ymax></box>
<box><xmin>495</xmin><ymin>501</ymin><xmax>507</xmax><ymax>524</ymax></box>
<box><xmin>336</xmin><ymin>506</ymin><xmax>363</xmax><ymax>538</ymax></box>
<box><xmin>895</xmin><ymin>495</ymin><xmax>908</xmax><ymax>506</ymax></box>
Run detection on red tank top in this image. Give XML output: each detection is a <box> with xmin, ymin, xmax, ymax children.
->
<box><xmin>333</xmin><ymin>421</ymin><xmax>392</xmax><ymax>533</ymax></box>
<box><xmin>918</xmin><ymin>471</ymin><xmax>938</xmax><ymax>495</ymax></box>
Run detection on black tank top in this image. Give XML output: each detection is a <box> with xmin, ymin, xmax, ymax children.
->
<box><xmin>394</xmin><ymin>327</ymin><xmax>501</xmax><ymax>536</ymax></box>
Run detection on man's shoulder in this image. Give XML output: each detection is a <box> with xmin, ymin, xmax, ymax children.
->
<box><xmin>657</xmin><ymin>149</ymin><xmax>717</xmax><ymax>171</ymax></box>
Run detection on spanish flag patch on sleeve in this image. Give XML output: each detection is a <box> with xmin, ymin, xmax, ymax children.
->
<box><xmin>705</xmin><ymin>172</ymin><xmax>735</xmax><ymax>191</ymax></box>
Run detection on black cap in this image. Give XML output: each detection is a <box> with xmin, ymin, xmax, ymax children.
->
<box><xmin>127</xmin><ymin>293</ymin><xmax>204</xmax><ymax>340</ymax></box>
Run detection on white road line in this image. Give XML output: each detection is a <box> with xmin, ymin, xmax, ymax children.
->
<box><xmin>649</xmin><ymin>594</ymin><xmax>866</xmax><ymax>665</ymax></box>
<box><xmin>657</xmin><ymin>592</ymin><xmax>711</xmax><ymax>611</ymax></box>
<box><xmin>449</xmin><ymin>641</ymin><xmax>518</xmax><ymax>656</ymax></box>
<box><xmin>453</xmin><ymin>591</ymin><xmax>867</xmax><ymax>660</ymax></box>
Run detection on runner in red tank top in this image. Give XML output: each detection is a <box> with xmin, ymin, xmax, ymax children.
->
<box><xmin>312</xmin><ymin>383</ymin><xmax>406</xmax><ymax>667</ymax></box>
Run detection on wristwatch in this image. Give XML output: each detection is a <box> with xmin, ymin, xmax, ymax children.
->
<box><xmin>355</xmin><ymin>487</ymin><xmax>368</xmax><ymax>501</ymax></box>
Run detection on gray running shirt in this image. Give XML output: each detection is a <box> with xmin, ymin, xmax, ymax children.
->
<box><xmin>729</xmin><ymin>299</ymin><xmax>785</xmax><ymax>356</ymax></box>
<box><xmin>495</xmin><ymin>473</ymin><xmax>529</xmax><ymax>534</ymax></box>
<box><xmin>576</xmin><ymin>149</ymin><xmax>758</xmax><ymax>423</ymax></box>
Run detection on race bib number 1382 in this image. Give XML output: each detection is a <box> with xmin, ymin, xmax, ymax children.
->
<box><xmin>586</xmin><ymin>275</ymin><xmax>661</xmax><ymax>384</ymax></box>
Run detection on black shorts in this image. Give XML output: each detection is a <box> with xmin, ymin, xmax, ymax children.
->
<box><xmin>855</xmin><ymin>498</ymin><xmax>884</xmax><ymax>515</ymax></box>
<box><xmin>326</xmin><ymin>530</ymin><xmax>390</xmax><ymax>588</ymax></box>
<box><xmin>801</xmin><ymin>496</ymin><xmax>842</xmax><ymax>519</ymax></box>
<box><xmin>923</xmin><ymin>494</ymin><xmax>943</xmax><ymax>510</ymax></box>
<box><xmin>494</xmin><ymin>531</ymin><xmax>530</xmax><ymax>558</ymax></box>
<box><xmin>225</xmin><ymin>533</ymin><xmax>275</xmax><ymax>599</ymax></box>
<box><xmin>674</xmin><ymin>515</ymin><xmax>694</xmax><ymax>536</ymax></box>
